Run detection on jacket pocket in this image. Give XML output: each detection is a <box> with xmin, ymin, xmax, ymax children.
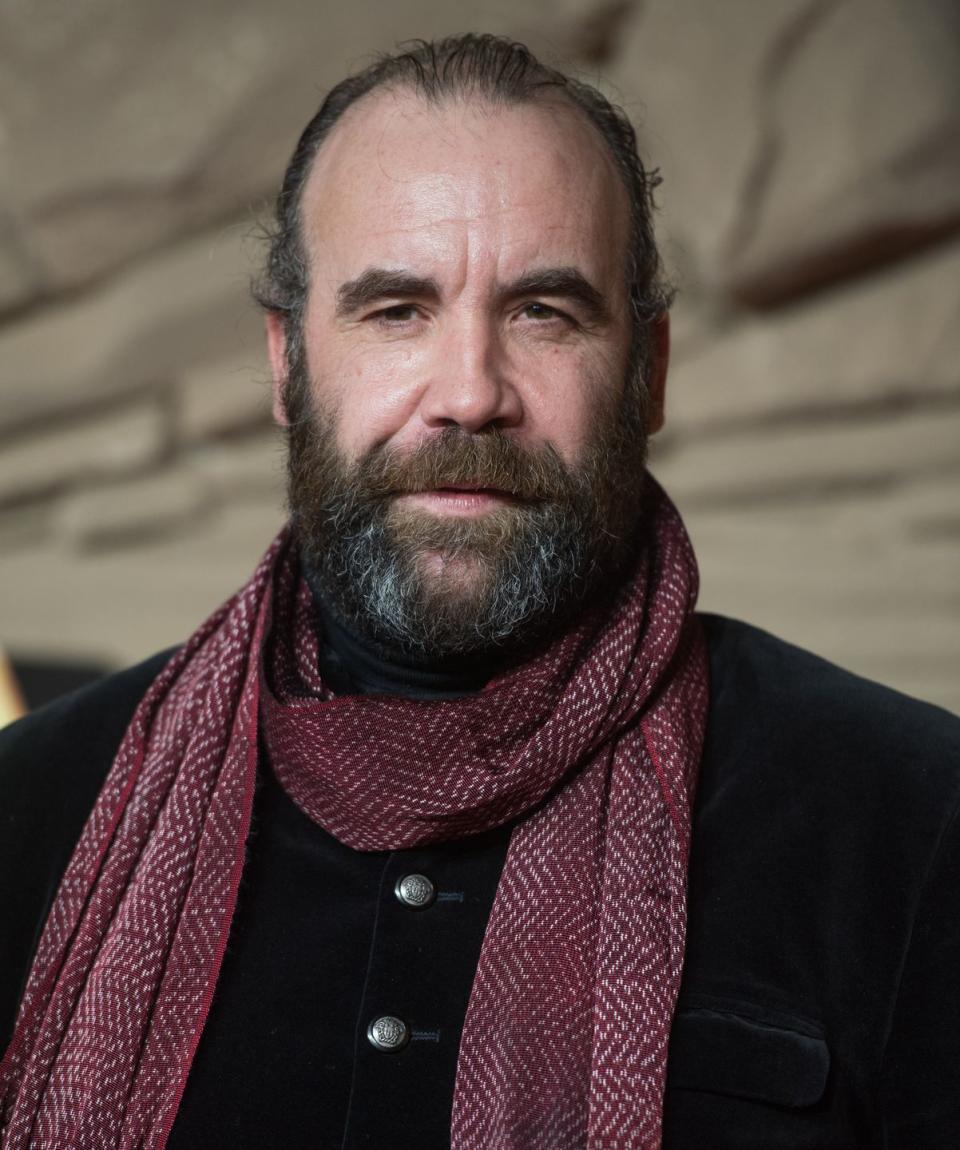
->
<box><xmin>666</xmin><ymin>997</ymin><xmax>830</xmax><ymax>1108</ymax></box>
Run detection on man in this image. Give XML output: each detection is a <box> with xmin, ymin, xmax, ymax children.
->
<box><xmin>1</xmin><ymin>34</ymin><xmax>958</xmax><ymax>1150</ymax></box>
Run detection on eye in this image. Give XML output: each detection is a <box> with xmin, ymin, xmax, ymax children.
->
<box><xmin>522</xmin><ymin>302</ymin><xmax>561</xmax><ymax>321</ymax></box>
<box><xmin>371</xmin><ymin>303</ymin><xmax>420</xmax><ymax>324</ymax></box>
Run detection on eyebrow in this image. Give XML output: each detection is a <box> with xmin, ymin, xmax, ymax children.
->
<box><xmin>336</xmin><ymin>269</ymin><xmax>440</xmax><ymax>317</ymax></box>
<box><xmin>500</xmin><ymin>267</ymin><xmax>610</xmax><ymax>324</ymax></box>
<box><xmin>334</xmin><ymin>264</ymin><xmax>611</xmax><ymax>323</ymax></box>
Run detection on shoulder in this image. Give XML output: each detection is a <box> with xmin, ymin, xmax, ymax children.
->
<box><xmin>694</xmin><ymin>613</ymin><xmax>960</xmax><ymax>958</ymax></box>
<box><xmin>700</xmin><ymin>611</ymin><xmax>960</xmax><ymax>811</ymax></box>
<box><xmin>0</xmin><ymin>648</ymin><xmax>176</xmax><ymax>1043</ymax></box>
<box><xmin>0</xmin><ymin>647</ymin><xmax>176</xmax><ymax>821</ymax></box>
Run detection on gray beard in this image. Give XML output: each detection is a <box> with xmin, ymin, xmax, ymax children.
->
<box><xmin>311</xmin><ymin>483</ymin><xmax>596</xmax><ymax>658</ymax></box>
<box><xmin>283</xmin><ymin>357</ymin><xmax>650</xmax><ymax>662</ymax></box>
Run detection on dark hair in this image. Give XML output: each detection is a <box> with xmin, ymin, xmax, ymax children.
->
<box><xmin>253</xmin><ymin>33</ymin><xmax>672</xmax><ymax>379</ymax></box>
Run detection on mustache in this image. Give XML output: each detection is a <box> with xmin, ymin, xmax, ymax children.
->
<box><xmin>351</xmin><ymin>428</ymin><xmax>579</xmax><ymax>504</ymax></box>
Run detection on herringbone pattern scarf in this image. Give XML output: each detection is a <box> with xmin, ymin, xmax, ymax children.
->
<box><xmin>0</xmin><ymin>482</ymin><xmax>707</xmax><ymax>1149</ymax></box>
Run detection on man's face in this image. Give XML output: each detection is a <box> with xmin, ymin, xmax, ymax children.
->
<box><xmin>268</xmin><ymin>89</ymin><xmax>662</xmax><ymax>657</ymax></box>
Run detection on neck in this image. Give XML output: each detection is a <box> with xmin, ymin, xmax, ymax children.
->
<box><xmin>304</xmin><ymin>563</ymin><xmax>507</xmax><ymax>699</ymax></box>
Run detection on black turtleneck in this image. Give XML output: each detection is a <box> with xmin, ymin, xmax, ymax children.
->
<box><xmin>307</xmin><ymin>569</ymin><xmax>504</xmax><ymax>700</ymax></box>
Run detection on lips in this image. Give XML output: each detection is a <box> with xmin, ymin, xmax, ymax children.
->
<box><xmin>403</xmin><ymin>487</ymin><xmax>515</xmax><ymax>500</ymax></box>
<box><xmin>394</xmin><ymin>487</ymin><xmax>522</xmax><ymax>517</ymax></box>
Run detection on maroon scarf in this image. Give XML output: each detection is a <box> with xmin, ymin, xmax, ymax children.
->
<box><xmin>0</xmin><ymin>481</ymin><xmax>708</xmax><ymax>1149</ymax></box>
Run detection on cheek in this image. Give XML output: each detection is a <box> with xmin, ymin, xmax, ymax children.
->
<box><xmin>310</xmin><ymin>339</ymin><xmax>432</xmax><ymax>456</ymax></box>
<box><xmin>520</xmin><ymin>345</ymin><xmax>625</xmax><ymax>463</ymax></box>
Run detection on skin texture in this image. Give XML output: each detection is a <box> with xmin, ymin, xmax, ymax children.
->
<box><xmin>266</xmin><ymin>87</ymin><xmax>669</xmax><ymax>597</ymax></box>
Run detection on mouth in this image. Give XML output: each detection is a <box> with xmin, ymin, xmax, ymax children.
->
<box><xmin>394</xmin><ymin>486</ymin><xmax>522</xmax><ymax>517</ymax></box>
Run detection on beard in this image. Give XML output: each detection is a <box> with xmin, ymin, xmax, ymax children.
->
<box><xmin>284</xmin><ymin>349</ymin><xmax>650</xmax><ymax>662</ymax></box>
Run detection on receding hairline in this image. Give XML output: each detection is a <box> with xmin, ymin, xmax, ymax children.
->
<box><xmin>297</xmin><ymin>81</ymin><xmax>630</xmax><ymax>233</ymax></box>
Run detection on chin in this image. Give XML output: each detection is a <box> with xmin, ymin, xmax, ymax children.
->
<box><xmin>415</xmin><ymin>549</ymin><xmax>491</xmax><ymax>598</ymax></box>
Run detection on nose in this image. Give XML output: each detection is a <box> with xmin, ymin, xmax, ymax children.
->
<box><xmin>418</xmin><ymin>314</ymin><xmax>523</xmax><ymax>434</ymax></box>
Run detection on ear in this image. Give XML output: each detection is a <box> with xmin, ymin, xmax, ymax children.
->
<box><xmin>646</xmin><ymin>312</ymin><xmax>670</xmax><ymax>435</ymax></box>
<box><xmin>265</xmin><ymin>311</ymin><xmax>291</xmax><ymax>427</ymax></box>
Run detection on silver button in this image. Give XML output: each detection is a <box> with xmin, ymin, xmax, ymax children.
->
<box><xmin>394</xmin><ymin>873</ymin><xmax>436</xmax><ymax>909</ymax></box>
<box><xmin>367</xmin><ymin>1015</ymin><xmax>410</xmax><ymax>1052</ymax></box>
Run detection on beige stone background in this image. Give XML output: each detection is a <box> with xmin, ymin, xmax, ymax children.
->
<box><xmin>1</xmin><ymin>0</ymin><xmax>958</xmax><ymax>712</ymax></box>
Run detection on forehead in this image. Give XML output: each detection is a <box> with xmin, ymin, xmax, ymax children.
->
<box><xmin>298</xmin><ymin>87</ymin><xmax>631</xmax><ymax>289</ymax></box>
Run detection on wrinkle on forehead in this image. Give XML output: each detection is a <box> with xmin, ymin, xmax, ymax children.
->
<box><xmin>299</xmin><ymin>88</ymin><xmax>630</xmax><ymax>293</ymax></box>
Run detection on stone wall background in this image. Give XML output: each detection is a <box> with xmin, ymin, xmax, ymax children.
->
<box><xmin>1</xmin><ymin>0</ymin><xmax>958</xmax><ymax>712</ymax></box>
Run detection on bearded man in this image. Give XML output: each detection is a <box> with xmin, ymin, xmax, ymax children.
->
<box><xmin>1</xmin><ymin>34</ymin><xmax>959</xmax><ymax>1150</ymax></box>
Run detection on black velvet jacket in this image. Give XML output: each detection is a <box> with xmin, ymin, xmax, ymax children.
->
<box><xmin>2</xmin><ymin>615</ymin><xmax>959</xmax><ymax>1148</ymax></box>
